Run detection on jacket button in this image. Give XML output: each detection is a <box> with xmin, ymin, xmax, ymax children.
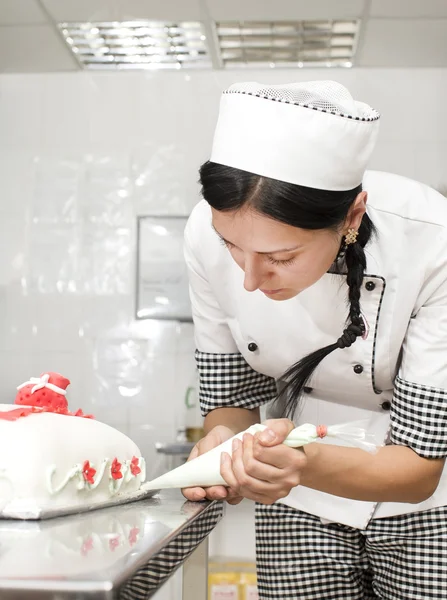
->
<box><xmin>380</xmin><ymin>401</ymin><xmax>391</xmax><ymax>411</ymax></box>
<box><xmin>365</xmin><ymin>281</ymin><xmax>376</xmax><ymax>291</ymax></box>
<box><xmin>353</xmin><ymin>364</ymin><xmax>364</xmax><ymax>374</ymax></box>
<box><xmin>248</xmin><ymin>342</ymin><xmax>258</xmax><ymax>352</ymax></box>
<box><xmin>303</xmin><ymin>387</ymin><xmax>313</xmax><ymax>394</ymax></box>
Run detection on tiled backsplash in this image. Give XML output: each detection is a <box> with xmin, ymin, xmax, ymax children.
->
<box><xmin>0</xmin><ymin>67</ymin><xmax>446</xmax><ymax>474</ymax></box>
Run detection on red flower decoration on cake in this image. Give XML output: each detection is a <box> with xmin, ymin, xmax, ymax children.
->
<box><xmin>82</xmin><ymin>461</ymin><xmax>96</xmax><ymax>485</ymax></box>
<box><xmin>130</xmin><ymin>456</ymin><xmax>141</xmax><ymax>476</ymax></box>
<box><xmin>81</xmin><ymin>536</ymin><xmax>94</xmax><ymax>556</ymax></box>
<box><xmin>111</xmin><ymin>458</ymin><xmax>123</xmax><ymax>480</ymax></box>
<box><xmin>74</xmin><ymin>408</ymin><xmax>94</xmax><ymax>419</ymax></box>
<box><xmin>109</xmin><ymin>536</ymin><xmax>120</xmax><ymax>551</ymax></box>
<box><xmin>129</xmin><ymin>527</ymin><xmax>140</xmax><ymax>546</ymax></box>
<box><xmin>0</xmin><ymin>406</ymin><xmax>42</xmax><ymax>421</ymax></box>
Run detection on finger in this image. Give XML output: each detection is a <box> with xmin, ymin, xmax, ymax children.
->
<box><xmin>220</xmin><ymin>450</ymin><xmax>240</xmax><ymax>490</ymax></box>
<box><xmin>203</xmin><ymin>485</ymin><xmax>229</xmax><ymax>501</ymax></box>
<box><xmin>226</xmin><ymin>496</ymin><xmax>243</xmax><ymax>505</ymax></box>
<box><xmin>247</xmin><ymin>493</ymin><xmax>286</xmax><ymax>505</ymax></box>
<box><xmin>242</xmin><ymin>434</ymin><xmax>283</xmax><ymax>482</ymax></box>
<box><xmin>182</xmin><ymin>486</ymin><xmax>207</xmax><ymax>501</ymax></box>
<box><xmin>199</xmin><ymin>433</ymin><xmax>222</xmax><ymax>455</ymax></box>
<box><xmin>188</xmin><ymin>435</ymin><xmax>220</xmax><ymax>463</ymax></box>
<box><xmin>257</xmin><ymin>418</ymin><xmax>296</xmax><ymax>445</ymax></box>
<box><xmin>220</xmin><ymin>452</ymin><xmax>244</xmax><ymax>502</ymax></box>
<box><xmin>229</xmin><ymin>440</ymin><xmax>288</xmax><ymax>502</ymax></box>
<box><xmin>226</xmin><ymin>491</ymin><xmax>244</xmax><ymax>505</ymax></box>
<box><xmin>231</xmin><ymin>437</ymin><xmax>251</xmax><ymax>485</ymax></box>
<box><xmin>186</xmin><ymin>444</ymin><xmax>200</xmax><ymax>462</ymax></box>
<box><xmin>252</xmin><ymin>438</ymin><xmax>307</xmax><ymax>471</ymax></box>
<box><xmin>232</xmin><ymin>438</ymin><xmax>275</xmax><ymax>495</ymax></box>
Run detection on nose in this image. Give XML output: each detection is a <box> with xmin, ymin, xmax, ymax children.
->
<box><xmin>243</xmin><ymin>255</ymin><xmax>266</xmax><ymax>292</ymax></box>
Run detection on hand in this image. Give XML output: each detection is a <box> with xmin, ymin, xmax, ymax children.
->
<box><xmin>220</xmin><ymin>418</ymin><xmax>307</xmax><ymax>505</ymax></box>
<box><xmin>182</xmin><ymin>425</ymin><xmax>244</xmax><ymax>505</ymax></box>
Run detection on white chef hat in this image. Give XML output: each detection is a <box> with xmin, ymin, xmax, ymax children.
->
<box><xmin>210</xmin><ymin>80</ymin><xmax>380</xmax><ymax>191</ymax></box>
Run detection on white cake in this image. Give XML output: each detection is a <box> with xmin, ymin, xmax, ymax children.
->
<box><xmin>0</xmin><ymin>373</ymin><xmax>146</xmax><ymax>517</ymax></box>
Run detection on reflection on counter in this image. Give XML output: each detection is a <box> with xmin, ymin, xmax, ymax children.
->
<box><xmin>0</xmin><ymin>508</ymin><xmax>148</xmax><ymax>578</ymax></box>
<box><xmin>0</xmin><ymin>491</ymin><xmax>224</xmax><ymax>600</ymax></box>
<box><xmin>119</xmin><ymin>501</ymin><xmax>224</xmax><ymax>599</ymax></box>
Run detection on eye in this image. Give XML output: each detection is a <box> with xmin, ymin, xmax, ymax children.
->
<box><xmin>219</xmin><ymin>238</ymin><xmax>235</xmax><ymax>249</ymax></box>
<box><xmin>267</xmin><ymin>256</ymin><xmax>297</xmax><ymax>267</ymax></box>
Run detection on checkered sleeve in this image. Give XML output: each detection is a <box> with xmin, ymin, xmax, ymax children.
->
<box><xmin>195</xmin><ymin>350</ymin><xmax>278</xmax><ymax>416</ymax></box>
<box><xmin>390</xmin><ymin>376</ymin><xmax>447</xmax><ymax>458</ymax></box>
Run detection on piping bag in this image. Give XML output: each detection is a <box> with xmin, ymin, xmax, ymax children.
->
<box><xmin>142</xmin><ymin>421</ymin><xmax>378</xmax><ymax>491</ymax></box>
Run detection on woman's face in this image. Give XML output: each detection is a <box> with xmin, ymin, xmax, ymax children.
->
<box><xmin>211</xmin><ymin>198</ymin><xmax>365</xmax><ymax>301</ymax></box>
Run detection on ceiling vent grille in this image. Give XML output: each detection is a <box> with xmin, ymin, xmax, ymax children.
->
<box><xmin>215</xmin><ymin>20</ymin><xmax>359</xmax><ymax>68</ymax></box>
<box><xmin>59</xmin><ymin>21</ymin><xmax>211</xmax><ymax>69</ymax></box>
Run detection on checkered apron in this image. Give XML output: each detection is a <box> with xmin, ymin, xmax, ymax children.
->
<box><xmin>196</xmin><ymin>350</ymin><xmax>447</xmax><ymax>600</ymax></box>
<box><xmin>255</xmin><ymin>503</ymin><xmax>447</xmax><ymax>600</ymax></box>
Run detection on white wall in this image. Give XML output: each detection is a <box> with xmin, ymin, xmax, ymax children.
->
<box><xmin>2</xmin><ymin>67</ymin><xmax>446</xmax><ymax>454</ymax></box>
<box><xmin>0</xmin><ymin>69</ymin><xmax>446</xmax><ymax>596</ymax></box>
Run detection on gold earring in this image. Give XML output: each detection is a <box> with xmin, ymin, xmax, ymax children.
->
<box><xmin>344</xmin><ymin>228</ymin><xmax>358</xmax><ymax>245</ymax></box>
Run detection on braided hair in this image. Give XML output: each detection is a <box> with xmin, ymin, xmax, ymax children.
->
<box><xmin>199</xmin><ymin>161</ymin><xmax>376</xmax><ymax>418</ymax></box>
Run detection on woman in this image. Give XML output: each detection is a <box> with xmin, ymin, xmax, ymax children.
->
<box><xmin>183</xmin><ymin>81</ymin><xmax>447</xmax><ymax>599</ymax></box>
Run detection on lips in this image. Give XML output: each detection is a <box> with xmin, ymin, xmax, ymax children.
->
<box><xmin>260</xmin><ymin>288</ymin><xmax>284</xmax><ymax>295</ymax></box>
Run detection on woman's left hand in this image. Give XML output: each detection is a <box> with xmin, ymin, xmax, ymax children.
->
<box><xmin>219</xmin><ymin>418</ymin><xmax>308</xmax><ymax>504</ymax></box>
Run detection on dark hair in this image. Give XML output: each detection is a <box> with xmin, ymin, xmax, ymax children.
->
<box><xmin>199</xmin><ymin>160</ymin><xmax>376</xmax><ymax>418</ymax></box>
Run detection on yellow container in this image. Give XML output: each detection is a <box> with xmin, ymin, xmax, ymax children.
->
<box><xmin>208</xmin><ymin>571</ymin><xmax>240</xmax><ymax>599</ymax></box>
<box><xmin>185</xmin><ymin>426</ymin><xmax>204</xmax><ymax>443</ymax></box>
<box><xmin>239</xmin><ymin>571</ymin><xmax>258</xmax><ymax>600</ymax></box>
<box><xmin>208</xmin><ymin>559</ymin><xmax>258</xmax><ymax>600</ymax></box>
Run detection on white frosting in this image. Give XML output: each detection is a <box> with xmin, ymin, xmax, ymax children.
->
<box><xmin>0</xmin><ymin>404</ymin><xmax>146</xmax><ymax>514</ymax></box>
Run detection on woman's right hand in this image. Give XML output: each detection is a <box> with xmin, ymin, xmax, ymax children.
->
<box><xmin>182</xmin><ymin>425</ymin><xmax>243</xmax><ymax>505</ymax></box>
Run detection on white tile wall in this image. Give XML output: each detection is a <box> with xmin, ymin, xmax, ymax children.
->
<box><xmin>0</xmin><ymin>69</ymin><xmax>446</xmax><ymax>596</ymax></box>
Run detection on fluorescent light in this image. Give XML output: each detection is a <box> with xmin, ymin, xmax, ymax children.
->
<box><xmin>215</xmin><ymin>20</ymin><xmax>359</xmax><ymax>68</ymax></box>
<box><xmin>59</xmin><ymin>20</ymin><xmax>211</xmax><ymax>70</ymax></box>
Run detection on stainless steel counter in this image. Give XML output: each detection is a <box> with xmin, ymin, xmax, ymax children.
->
<box><xmin>0</xmin><ymin>490</ymin><xmax>223</xmax><ymax>600</ymax></box>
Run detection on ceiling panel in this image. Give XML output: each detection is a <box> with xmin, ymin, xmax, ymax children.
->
<box><xmin>370</xmin><ymin>0</ymin><xmax>447</xmax><ymax>18</ymax></box>
<box><xmin>59</xmin><ymin>21</ymin><xmax>211</xmax><ymax>70</ymax></box>
<box><xmin>0</xmin><ymin>0</ymin><xmax>445</xmax><ymax>72</ymax></box>
<box><xmin>0</xmin><ymin>25</ymin><xmax>79</xmax><ymax>72</ymax></box>
<box><xmin>41</xmin><ymin>0</ymin><xmax>204</xmax><ymax>23</ymax></box>
<box><xmin>358</xmin><ymin>19</ymin><xmax>447</xmax><ymax>67</ymax></box>
<box><xmin>205</xmin><ymin>0</ymin><xmax>366</xmax><ymax>21</ymax></box>
<box><xmin>0</xmin><ymin>0</ymin><xmax>47</xmax><ymax>25</ymax></box>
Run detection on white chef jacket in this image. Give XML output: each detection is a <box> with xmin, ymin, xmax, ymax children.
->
<box><xmin>184</xmin><ymin>170</ymin><xmax>447</xmax><ymax>529</ymax></box>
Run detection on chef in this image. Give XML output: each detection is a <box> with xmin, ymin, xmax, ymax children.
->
<box><xmin>183</xmin><ymin>81</ymin><xmax>447</xmax><ymax>599</ymax></box>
